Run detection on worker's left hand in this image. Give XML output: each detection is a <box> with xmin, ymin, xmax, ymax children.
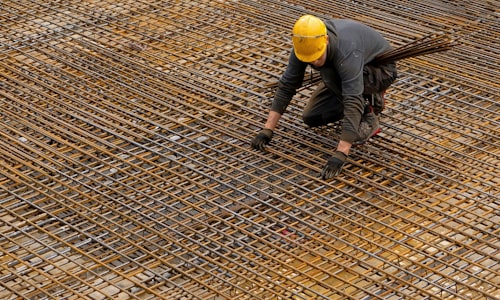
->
<box><xmin>321</xmin><ymin>151</ymin><xmax>347</xmax><ymax>179</ymax></box>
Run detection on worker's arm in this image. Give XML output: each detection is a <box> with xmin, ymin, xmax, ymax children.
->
<box><xmin>264</xmin><ymin>110</ymin><xmax>282</xmax><ymax>130</ymax></box>
<box><xmin>336</xmin><ymin>140</ymin><xmax>352</xmax><ymax>155</ymax></box>
<box><xmin>320</xmin><ymin>51</ymin><xmax>365</xmax><ymax>179</ymax></box>
<box><xmin>252</xmin><ymin>50</ymin><xmax>306</xmax><ymax>151</ymax></box>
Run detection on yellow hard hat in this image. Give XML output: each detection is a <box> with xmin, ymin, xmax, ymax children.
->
<box><xmin>292</xmin><ymin>15</ymin><xmax>328</xmax><ymax>63</ymax></box>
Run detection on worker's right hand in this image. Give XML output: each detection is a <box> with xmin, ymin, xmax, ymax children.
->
<box><xmin>251</xmin><ymin>129</ymin><xmax>273</xmax><ymax>150</ymax></box>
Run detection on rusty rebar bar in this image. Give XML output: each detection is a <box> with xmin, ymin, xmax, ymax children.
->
<box><xmin>0</xmin><ymin>0</ymin><xmax>498</xmax><ymax>299</ymax></box>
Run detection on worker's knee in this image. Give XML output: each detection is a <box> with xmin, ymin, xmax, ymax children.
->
<box><xmin>302</xmin><ymin>114</ymin><xmax>325</xmax><ymax>127</ymax></box>
<box><xmin>303</xmin><ymin>112</ymin><xmax>342</xmax><ymax>127</ymax></box>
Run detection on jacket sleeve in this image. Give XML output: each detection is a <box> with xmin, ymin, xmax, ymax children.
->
<box><xmin>270</xmin><ymin>50</ymin><xmax>307</xmax><ymax>114</ymax></box>
<box><xmin>337</xmin><ymin>50</ymin><xmax>365</xmax><ymax>143</ymax></box>
<box><xmin>340</xmin><ymin>94</ymin><xmax>364</xmax><ymax>143</ymax></box>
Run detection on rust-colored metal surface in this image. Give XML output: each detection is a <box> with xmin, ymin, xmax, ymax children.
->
<box><xmin>0</xmin><ymin>1</ymin><xmax>498</xmax><ymax>299</ymax></box>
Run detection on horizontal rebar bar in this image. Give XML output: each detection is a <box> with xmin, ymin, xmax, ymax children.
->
<box><xmin>0</xmin><ymin>1</ymin><xmax>498</xmax><ymax>299</ymax></box>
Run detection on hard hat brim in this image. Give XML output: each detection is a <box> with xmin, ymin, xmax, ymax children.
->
<box><xmin>294</xmin><ymin>43</ymin><xmax>327</xmax><ymax>63</ymax></box>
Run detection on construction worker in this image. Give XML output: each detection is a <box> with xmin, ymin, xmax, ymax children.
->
<box><xmin>251</xmin><ymin>15</ymin><xmax>397</xmax><ymax>179</ymax></box>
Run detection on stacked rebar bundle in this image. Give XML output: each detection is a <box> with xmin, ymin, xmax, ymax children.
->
<box><xmin>374</xmin><ymin>32</ymin><xmax>458</xmax><ymax>64</ymax></box>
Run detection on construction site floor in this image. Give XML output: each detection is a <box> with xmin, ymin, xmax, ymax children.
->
<box><xmin>0</xmin><ymin>0</ymin><xmax>498</xmax><ymax>299</ymax></box>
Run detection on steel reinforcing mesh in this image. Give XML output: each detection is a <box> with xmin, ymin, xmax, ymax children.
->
<box><xmin>0</xmin><ymin>1</ymin><xmax>498</xmax><ymax>299</ymax></box>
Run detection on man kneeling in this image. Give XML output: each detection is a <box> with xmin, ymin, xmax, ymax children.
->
<box><xmin>251</xmin><ymin>15</ymin><xmax>397</xmax><ymax>179</ymax></box>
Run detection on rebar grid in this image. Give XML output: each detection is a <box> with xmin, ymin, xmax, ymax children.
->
<box><xmin>0</xmin><ymin>0</ymin><xmax>498</xmax><ymax>299</ymax></box>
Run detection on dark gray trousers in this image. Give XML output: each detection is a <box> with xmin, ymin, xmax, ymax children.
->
<box><xmin>302</xmin><ymin>62</ymin><xmax>397</xmax><ymax>127</ymax></box>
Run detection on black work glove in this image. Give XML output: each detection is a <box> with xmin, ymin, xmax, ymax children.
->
<box><xmin>321</xmin><ymin>151</ymin><xmax>347</xmax><ymax>179</ymax></box>
<box><xmin>251</xmin><ymin>129</ymin><xmax>273</xmax><ymax>150</ymax></box>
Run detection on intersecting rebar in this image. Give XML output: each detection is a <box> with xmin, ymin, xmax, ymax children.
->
<box><xmin>0</xmin><ymin>1</ymin><xmax>498</xmax><ymax>299</ymax></box>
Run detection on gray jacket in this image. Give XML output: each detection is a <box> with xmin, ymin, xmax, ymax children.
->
<box><xmin>271</xmin><ymin>19</ymin><xmax>392</xmax><ymax>143</ymax></box>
